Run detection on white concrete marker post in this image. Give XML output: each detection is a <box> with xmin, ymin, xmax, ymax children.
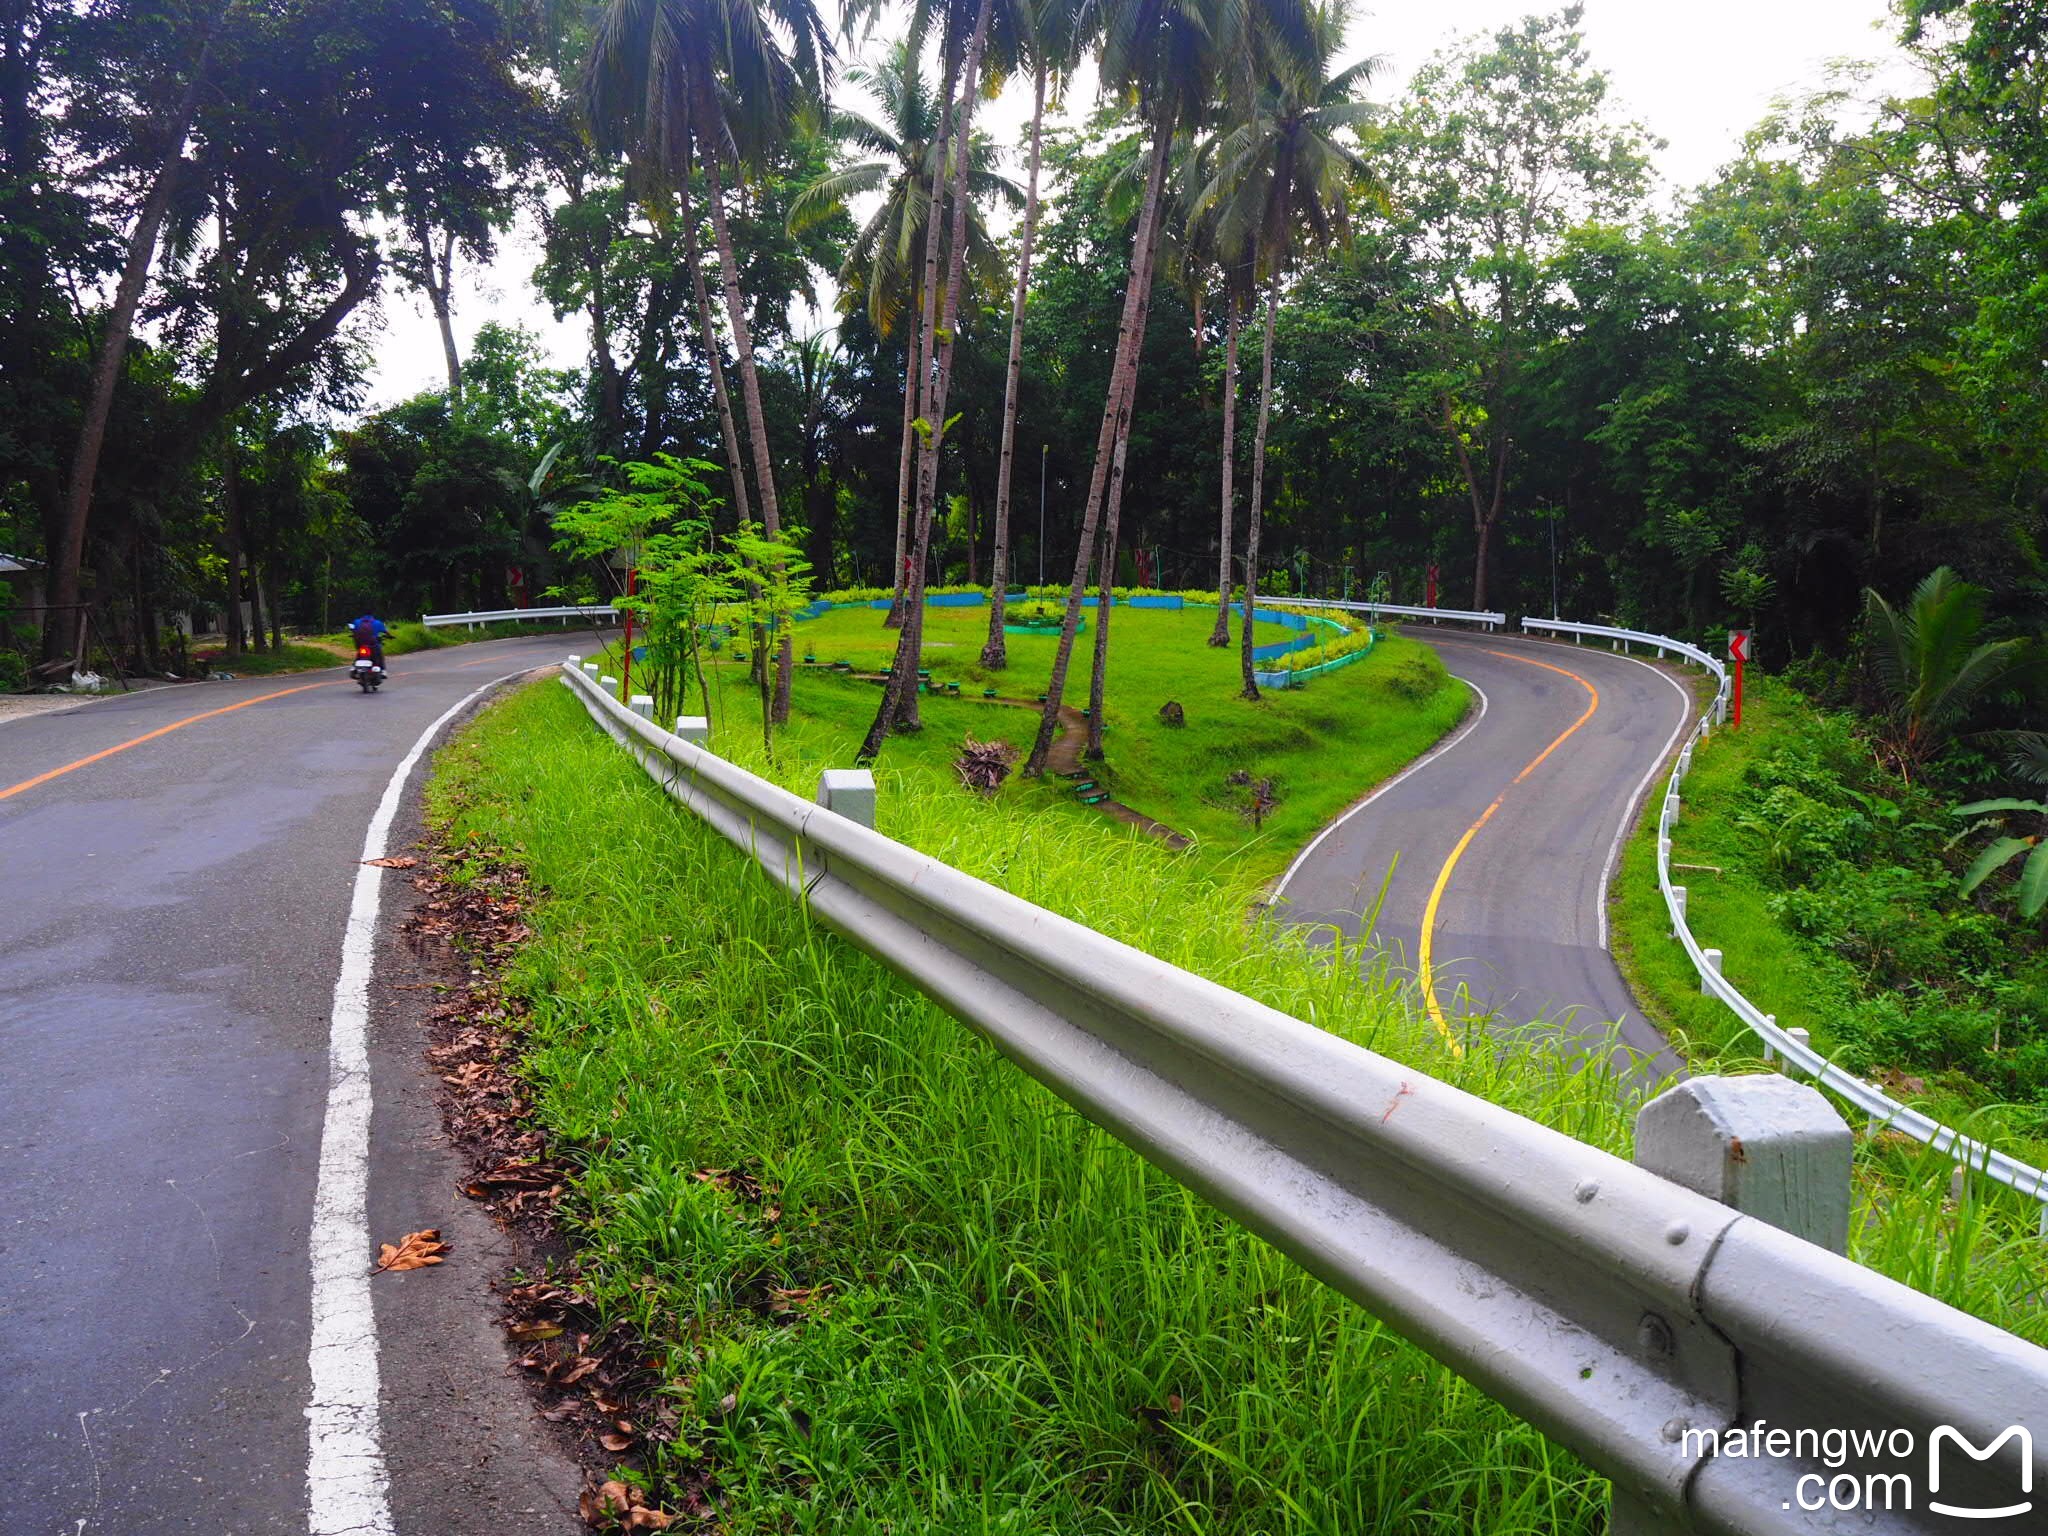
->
<box><xmin>1613</xmin><ymin>1075</ymin><xmax>1855</xmax><ymax>1536</ymax></box>
<box><xmin>675</xmin><ymin>716</ymin><xmax>709</xmax><ymax>746</ymax></box>
<box><xmin>1669</xmin><ymin>886</ymin><xmax>1687</xmax><ymax>937</ymax></box>
<box><xmin>817</xmin><ymin>768</ymin><xmax>877</xmax><ymax>829</ymax></box>
<box><xmin>1700</xmin><ymin>947</ymin><xmax>1722</xmax><ymax>995</ymax></box>
<box><xmin>629</xmin><ymin>694</ymin><xmax>654</xmax><ymax>720</ymax></box>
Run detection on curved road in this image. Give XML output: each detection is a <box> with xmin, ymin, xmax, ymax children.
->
<box><xmin>0</xmin><ymin>633</ymin><xmax>603</xmax><ymax>1535</ymax></box>
<box><xmin>1274</xmin><ymin>629</ymin><xmax>1693</xmax><ymax>1080</ymax></box>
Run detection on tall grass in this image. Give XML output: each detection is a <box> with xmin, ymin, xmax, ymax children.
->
<box><xmin>428</xmin><ymin>679</ymin><xmax>2044</xmax><ymax>1533</ymax></box>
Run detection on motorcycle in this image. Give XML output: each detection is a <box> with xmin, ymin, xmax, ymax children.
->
<box><xmin>350</xmin><ymin>644</ymin><xmax>385</xmax><ymax>692</ymax></box>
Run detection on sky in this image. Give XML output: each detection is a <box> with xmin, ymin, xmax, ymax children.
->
<box><xmin>362</xmin><ymin>0</ymin><xmax>1916</xmax><ymax>409</ymax></box>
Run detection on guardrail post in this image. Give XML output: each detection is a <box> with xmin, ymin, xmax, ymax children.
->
<box><xmin>1761</xmin><ymin>1014</ymin><xmax>1776</xmax><ymax>1064</ymax></box>
<box><xmin>1783</xmin><ymin>1026</ymin><xmax>1812</xmax><ymax>1076</ymax></box>
<box><xmin>581</xmin><ymin>662</ymin><xmax>600</xmax><ymax>684</ymax></box>
<box><xmin>629</xmin><ymin>694</ymin><xmax>654</xmax><ymax>720</ymax></box>
<box><xmin>1699</xmin><ymin>948</ymin><xmax>1722</xmax><ymax>994</ymax></box>
<box><xmin>675</xmin><ymin>716</ymin><xmax>709</xmax><ymax>746</ymax></box>
<box><xmin>1634</xmin><ymin>1075</ymin><xmax>1854</xmax><ymax>1254</ymax></box>
<box><xmin>1669</xmin><ymin>887</ymin><xmax>1686</xmax><ymax>936</ymax></box>
<box><xmin>817</xmin><ymin>768</ymin><xmax>877</xmax><ymax>829</ymax></box>
<box><xmin>599</xmin><ymin>675</ymin><xmax>619</xmax><ymax>698</ymax></box>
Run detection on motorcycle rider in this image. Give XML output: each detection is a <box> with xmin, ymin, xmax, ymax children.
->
<box><xmin>349</xmin><ymin>613</ymin><xmax>389</xmax><ymax>677</ymax></box>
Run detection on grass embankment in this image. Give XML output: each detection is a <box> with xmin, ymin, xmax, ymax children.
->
<box><xmin>425</xmin><ymin>672</ymin><xmax>2046</xmax><ymax>1529</ymax></box>
<box><xmin>1610</xmin><ymin>673</ymin><xmax>2048</xmax><ymax>1197</ymax></box>
<box><xmin>591</xmin><ymin>605</ymin><xmax>1467</xmax><ymax>889</ymax></box>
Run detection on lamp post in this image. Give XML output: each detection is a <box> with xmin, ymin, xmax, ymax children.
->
<box><xmin>1038</xmin><ymin>444</ymin><xmax>1048</xmax><ymax>586</ymax></box>
<box><xmin>1549</xmin><ymin>506</ymin><xmax>1560</xmax><ymax>618</ymax></box>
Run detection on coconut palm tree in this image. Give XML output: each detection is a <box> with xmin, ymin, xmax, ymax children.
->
<box><xmin>981</xmin><ymin>0</ymin><xmax>1087</xmax><ymax>669</ymax></box>
<box><xmin>1199</xmin><ymin>0</ymin><xmax>1378</xmax><ymax>699</ymax></box>
<box><xmin>582</xmin><ymin>0</ymin><xmax>832</xmax><ymax>723</ymax></box>
<box><xmin>1863</xmin><ymin>566</ymin><xmax>2029</xmax><ymax>778</ymax></box>
<box><xmin>790</xmin><ymin>42</ymin><xmax>1021</xmax><ymax>624</ymax></box>
<box><xmin>859</xmin><ymin>0</ymin><xmax>1029</xmax><ymax>755</ymax></box>
<box><xmin>1022</xmin><ymin>0</ymin><xmax>1305</xmax><ymax>774</ymax></box>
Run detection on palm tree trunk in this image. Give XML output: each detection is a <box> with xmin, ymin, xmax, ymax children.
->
<box><xmin>1238</xmin><ymin>275</ymin><xmax>1279</xmax><ymax>701</ymax></box>
<box><xmin>1023</xmin><ymin>108</ymin><xmax>1175</xmax><ymax>777</ymax></box>
<box><xmin>863</xmin><ymin>3</ymin><xmax>992</xmax><ymax>757</ymax></box>
<box><xmin>1083</xmin><ymin>166</ymin><xmax>1172</xmax><ymax>758</ymax></box>
<box><xmin>678</xmin><ymin>175</ymin><xmax>751</xmax><ymax>528</ymax></box>
<box><xmin>888</xmin><ymin>338</ymin><xmax>916</xmax><ymax>616</ymax></box>
<box><xmin>1208</xmin><ymin>292</ymin><xmax>1241</xmax><ymax>647</ymax></box>
<box><xmin>980</xmin><ymin>64</ymin><xmax>1048</xmax><ymax>670</ymax></box>
<box><xmin>884</xmin><ymin>50</ymin><xmax>957</xmax><ymax>635</ymax></box>
<box><xmin>893</xmin><ymin>0</ymin><xmax>993</xmax><ymax>721</ymax></box>
<box><xmin>699</xmin><ymin>146</ymin><xmax>793</xmax><ymax>723</ymax></box>
<box><xmin>43</xmin><ymin>33</ymin><xmax>214</xmax><ymax>666</ymax></box>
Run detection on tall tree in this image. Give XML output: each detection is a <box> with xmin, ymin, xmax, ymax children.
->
<box><xmin>981</xmin><ymin>0</ymin><xmax>1081</xmax><ymax>667</ymax></box>
<box><xmin>790</xmin><ymin>39</ymin><xmax>1020</xmax><ymax>623</ymax></box>
<box><xmin>1201</xmin><ymin>0</ymin><xmax>1375</xmax><ymax>699</ymax></box>
<box><xmin>1023</xmin><ymin>0</ymin><xmax>1295</xmax><ymax>774</ymax></box>
<box><xmin>583</xmin><ymin>0</ymin><xmax>832</xmax><ymax>721</ymax></box>
<box><xmin>1388</xmin><ymin>5</ymin><xmax>1652</xmax><ymax>609</ymax></box>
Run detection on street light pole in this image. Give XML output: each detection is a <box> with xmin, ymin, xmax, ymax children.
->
<box><xmin>1038</xmin><ymin>444</ymin><xmax>1048</xmax><ymax>586</ymax></box>
<box><xmin>1550</xmin><ymin>506</ymin><xmax>1560</xmax><ymax>618</ymax></box>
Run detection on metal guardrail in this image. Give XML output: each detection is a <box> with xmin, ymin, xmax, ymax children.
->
<box><xmin>1522</xmin><ymin>617</ymin><xmax>2048</xmax><ymax>1219</ymax></box>
<box><xmin>420</xmin><ymin>604</ymin><xmax>618</xmax><ymax>629</ymax></box>
<box><xmin>1290</xmin><ymin>597</ymin><xmax>1507</xmax><ymax>630</ymax></box>
<box><xmin>559</xmin><ymin>656</ymin><xmax>2047</xmax><ymax>1532</ymax></box>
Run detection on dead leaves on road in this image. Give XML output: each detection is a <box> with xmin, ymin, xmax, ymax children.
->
<box><xmin>373</xmin><ymin>1229</ymin><xmax>450</xmax><ymax>1273</ymax></box>
<box><xmin>362</xmin><ymin>855</ymin><xmax>419</xmax><ymax>868</ymax></box>
<box><xmin>581</xmin><ymin>1479</ymin><xmax>673</xmax><ymax>1529</ymax></box>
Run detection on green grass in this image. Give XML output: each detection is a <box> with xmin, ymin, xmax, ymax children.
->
<box><xmin>198</xmin><ymin>641</ymin><xmax>350</xmax><ymax>675</ymax></box>
<box><xmin>422</xmin><ymin>675</ymin><xmax>2048</xmax><ymax>1531</ymax></box>
<box><xmin>1609</xmin><ymin>674</ymin><xmax>2048</xmax><ymax>1201</ymax></box>
<box><xmin>588</xmin><ymin>605</ymin><xmax>1469</xmax><ymax>889</ymax></box>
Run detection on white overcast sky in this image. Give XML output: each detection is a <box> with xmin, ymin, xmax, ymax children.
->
<box><xmin>362</xmin><ymin>0</ymin><xmax>1915</xmax><ymax>408</ymax></box>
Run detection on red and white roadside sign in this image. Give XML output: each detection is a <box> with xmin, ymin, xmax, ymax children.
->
<box><xmin>1727</xmin><ymin>630</ymin><xmax>1750</xmax><ymax>726</ymax></box>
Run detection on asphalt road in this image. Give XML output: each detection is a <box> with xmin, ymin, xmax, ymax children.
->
<box><xmin>1274</xmin><ymin>629</ymin><xmax>1693</xmax><ymax>1080</ymax></box>
<box><xmin>0</xmin><ymin>632</ymin><xmax>607</xmax><ymax>1535</ymax></box>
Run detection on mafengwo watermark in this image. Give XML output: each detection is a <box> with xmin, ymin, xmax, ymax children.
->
<box><xmin>1682</xmin><ymin>1421</ymin><xmax>2034</xmax><ymax>1519</ymax></box>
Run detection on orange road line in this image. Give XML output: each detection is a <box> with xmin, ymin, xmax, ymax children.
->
<box><xmin>1417</xmin><ymin>650</ymin><xmax>1600</xmax><ymax>1052</ymax></box>
<box><xmin>0</xmin><ymin>681</ymin><xmax>335</xmax><ymax>802</ymax></box>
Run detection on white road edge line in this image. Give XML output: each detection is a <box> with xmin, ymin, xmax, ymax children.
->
<box><xmin>306</xmin><ymin>668</ymin><xmax>533</xmax><ymax>1536</ymax></box>
<box><xmin>1271</xmin><ymin>675</ymin><xmax>1492</xmax><ymax>902</ymax></box>
<box><xmin>1583</xmin><ymin>646</ymin><xmax>1695</xmax><ymax>949</ymax></box>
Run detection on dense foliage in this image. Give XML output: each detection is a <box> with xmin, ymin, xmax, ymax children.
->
<box><xmin>3</xmin><ymin>1</ymin><xmax>2041</xmax><ymax>754</ymax></box>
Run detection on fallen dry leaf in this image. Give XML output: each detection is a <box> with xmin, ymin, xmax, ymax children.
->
<box><xmin>362</xmin><ymin>855</ymin><xmax>419</xmax><ymax>868</ymax></box>
<box><xmin>599</xmin><ymin>1431</ymin><xmax>634</xmax><ymax>1452</ymax></box>
<box><xmin>581</xmin><ymin>1479</ymin><xmax>673</xmax><ymax>1531</ymax></box>
<box><xmin>507</xmin><ymin>1320</ymin><xmax>564</xmax><ymax>1342</ymax></box>
<box><xmin>373</xmin><ymin>1229</ymin><xmax>450</xmax><ymax>1273</ymax></box>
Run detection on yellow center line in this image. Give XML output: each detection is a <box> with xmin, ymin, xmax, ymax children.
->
<box><xmin>1417</xmin><ymin>650</ymin><xmax>1601</xmax><ymax>1052</ymax></box>
<box><xmin>0</xmin><ymin>680</ymin><xmax>337</xmax><ymax>802</ymax></box>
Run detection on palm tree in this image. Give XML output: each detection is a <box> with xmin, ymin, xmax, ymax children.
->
<box><xmin>1199</xmin><ymin>0</ymin><xmax>1377</xmax><ymax>699</ymax></box>
<box><xmin>1863</xmin><ymin>566</ymin><xmax>2029</xmax><ymax>778</ymax></box>
<box><xmin>1022</xmin><ymin>0</ymin><xmax>1303</xmax><ymax>774</ymax></box>
<box><xmin>859</xmin><ymin>0</ymin><xmax>1028</xmax><ymax>756</ymax></box>
<box><xmin>582</xmin><ymin>0</ymin><xmax>832</xmax><ymax>723</ymax></box>
<box><xmin>789</xmin><ymin>42</ymin><xmax>1021</xmax><ymax>623</ymax></box>
<box><xmin>981</xmin><ymin>0</ymin><xmax>1086</xmax><ymax>669</ymax></box>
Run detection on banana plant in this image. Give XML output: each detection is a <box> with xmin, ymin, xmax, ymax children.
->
<box><xmin>1952</xmin><ymin>798</ymin><xmax>2048</xmax><ymax>919</ymax></box>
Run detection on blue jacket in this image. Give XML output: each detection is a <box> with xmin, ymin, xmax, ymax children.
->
<box><xmin>350</xmin><ymin>616</ymin><xmax>389</xmax><ymax>642</ymax></box>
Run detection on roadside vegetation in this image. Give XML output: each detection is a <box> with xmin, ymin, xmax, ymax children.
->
<box><xmin>586</xmin><ymin>602</ymin><xmax>1466</xmax><ymax>887</ymax></box>
<box><xmin>424</xmin><ymin>676</ymin><xmax>2046</xmax><ymax>1529</ymax></box>
<box><xmin>1611</xmin><ymin>569</ymin><xmax>2048</xmax><ymax>1180</ymax></box>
